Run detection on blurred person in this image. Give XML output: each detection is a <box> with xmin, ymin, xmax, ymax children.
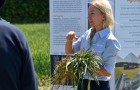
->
<box><xmin>65</xmin><ymin>0</ymin><xmax>121</xmax><ymax>90</ymax></box>
<box><xmin>0</xmin><ymin>0</ymin><xmax>38</xmax><ymax>90</ymax></box>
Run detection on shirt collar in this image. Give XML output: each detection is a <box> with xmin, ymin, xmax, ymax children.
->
<box><xmin>97</xmin><ymin>27</ymin><xmax>110</xmax><ymax>38</ymax></box>
<box><xmin>87</xmin><ymin>27</ymin><xmax>110</xmax><ymax>42</ymax></box>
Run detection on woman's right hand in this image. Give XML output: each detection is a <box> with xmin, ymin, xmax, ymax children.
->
<box><xmin>66</xmin><ymin>31</ymin><xmax>78</xmax><ymax>41</ymax></box>
<box><xmin>65</xmin><ymin>31</ymin><xmax>77</xmax><ymax>54</ymax></box>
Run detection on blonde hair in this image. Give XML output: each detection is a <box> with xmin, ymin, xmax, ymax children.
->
<box><xmin>90</xmin><ymin>0</ymin><xmax>114</xmax><ymax>30</ymax></box>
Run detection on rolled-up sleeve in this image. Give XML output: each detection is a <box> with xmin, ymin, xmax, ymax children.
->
<box><xmin>102</xmin><ymin>39</ymin><xmax>121</xmax><ymax>74</ymax></box>
<box><xmin>72</xmin><ymin>37</ymin><xmax>82</xmax><ymax>53</ymax></box>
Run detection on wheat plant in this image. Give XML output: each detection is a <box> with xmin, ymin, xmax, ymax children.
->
<box><xmin>51</xmin><ymin>50</ymin><xmax>103</xmax><ymax>90</ymax></box>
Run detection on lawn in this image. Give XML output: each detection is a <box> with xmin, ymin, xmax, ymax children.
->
<box><xmin>15</xmin><ymin>23</ymin><xmax>50</xmax><ymax>89</ymax></box>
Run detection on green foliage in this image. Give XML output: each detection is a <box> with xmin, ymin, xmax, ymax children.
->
<box><xmin>15</xmin><ymin>23</ymin><xmax>50</xmax><ymax>86</ymax></box>
<box><xmin>0</xmin><ymin>0</ymin><xmax>49</xmax><ymax>23</ymax></box>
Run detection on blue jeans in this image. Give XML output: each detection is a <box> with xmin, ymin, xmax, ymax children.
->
<box><xmin>77</xmin><ymin>79</ymin><xmax>110</xmax><ymax>90</ymax></box>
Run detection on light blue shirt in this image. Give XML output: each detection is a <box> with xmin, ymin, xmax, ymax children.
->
<box><xmin>72</xmin><ymin>27</ymin><xmax>121</xmax><ymax>81</ymax></box>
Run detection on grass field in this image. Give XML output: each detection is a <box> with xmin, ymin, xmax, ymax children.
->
<box><xmin>116</xmin><ymin>67</ymin><xmax>140</xmax><ymax>79</ymax></box>
<box><xmin>15</xmin><ymin>23</ymin><xmax>50</xmax><ymax>89</ymax></box>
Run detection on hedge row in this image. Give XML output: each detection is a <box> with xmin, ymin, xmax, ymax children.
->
<box><xmin>0</xmin><ymin>0</ymin><xmax>49</xmax><ymax>23</ymax></box>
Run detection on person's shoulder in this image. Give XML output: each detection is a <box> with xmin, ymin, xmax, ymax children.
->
<box><xmin>79</xmin><ymin>28</ymin><xmax>91</xmax><ymax>39</ymax></box>
<box><xmin>107</xmin><ymin>32</ymin><xmax>121</xmax><ymax>50</ymax></box>
<box><xmin>108</xmin><ymin>31</ymin><xmax>118</xmax><ymax>41</ymax></box>
<box><xmin>0</xmin><ymin>19</ymin><xmax>23</xmax><ymax>35</ymax></box>
<box><xmin>0</xmin><ymin>20</ymin><xmax>15</xmax><ymax>29</ymax></box>
<box><xmin>83</xmin><ymin>28</ymin><xmax>91</xmax><ymax>35</ymax></box>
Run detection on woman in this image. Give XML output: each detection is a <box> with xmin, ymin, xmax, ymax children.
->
<box><xmin>65</xmin><ymin>0</ymin><xmax>121</xmax><ymax>90</ymax></box>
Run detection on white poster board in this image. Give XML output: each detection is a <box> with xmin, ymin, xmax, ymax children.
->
<box><xmin>115</xmin><ymin>0</ymin><xmax>140</xmax><ymax>58</ymax></box>
<box><xmin>50</xmin><ymin>0</ymin><xmax>88</xmax><ymax>89</ymax></box>
<box><xmin>115</xmin><ymin>0</ymin><xmax>140</xmax><ymax>90</ymax></box>
<box><xmin>50</xmin><ymin>0</ymin><xmax>88</xmax><ymax>55</ymax></box>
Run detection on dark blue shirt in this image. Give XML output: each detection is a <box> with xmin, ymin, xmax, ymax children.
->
<box><xmin>0</xmin><ymin>18</ymin><xmax>38</xmax><ymax>90</ymax></box>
